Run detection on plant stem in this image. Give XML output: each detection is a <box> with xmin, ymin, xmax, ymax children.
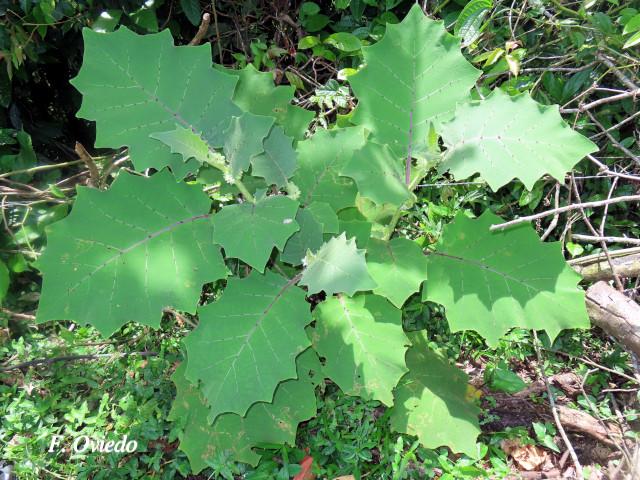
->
<box><xmin>549</xmin><ymin>0</ymin><xmax>584</xmax><ymax>19</ymax></box>
<box><xmin>382</xmin><ymin>165</ymin><xmax>430</xmax><ymax>241</ymax></box>
<box><xmin>233</xmin><ymin>178</ymin><xmax>255</xmax><ymax>203</ymax></box>
<box><xmin>533</xmin><ymin>331</ymin><xmax>584</xmax><ymax>479</ymax></box>
<box><xmin>0</xmin><ymin>159</ymin><xmax>84</xmax><ymax>179</ymax></box>
<box><xmin>204</xmin><ymin>156</ymin><xmax>256</xmax><ymax>203</ymax></box>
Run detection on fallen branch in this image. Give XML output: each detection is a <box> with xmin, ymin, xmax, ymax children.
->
<box><xmin>555</xmin><ymin>404</ymin><xmax>626</xmax><ymax>449</ymax></box>
<box><xmin>490</xmin><ymin>385</ymin><xmax>627</xmax><ymax>450</ymax></box>
<box><xmin>570</xmin><ymin>248</ymin><xmax>640</xmax><ymax>281</ymax></box>
<box><xmin>586</xmin><ymin>281</ymin><xmax>640</xmax><ymax>358</ymax></box>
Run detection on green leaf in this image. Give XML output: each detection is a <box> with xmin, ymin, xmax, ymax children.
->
<box><xmin>222</xmin><ymin>64</ymin><xmax>314</xmax><ymax>140</ymax></box>
<box><xmin>348</xmin><ymin>3</ymin><xmax>480</xmax><ymax>158</ymax></box>
<box><xmin>484</xmin><ymin>361</ymin><xmax>527</xmax><ymax>393</ymax></box>
<box><xmin>303</xmin><ymin>14</ymin><xmax>331</xmax><ymax>32</ymax></box>
<box><xmin>298</xmin><ymin>36</ymin><xmax>320</xmax><ymax>49</ymax></box>
<box><xmin>251</xmin><ymin>126</ymin><xmax>297</xmax><ymax>188</ymax></box>
<box><xmin>0</xmin><ymin>131</ymin><xmax>37</xmax><ymax>183</ymax></box>
<box><xmin>71</xmin><ymin>27</ymin><xmax>241</xmax><ymax>177</ymax></box>
<box><xmin>623</xmin><ymin>30</ymin><xmax>640</xmax><ymax>49</ymax></box>
<box><xmin>150</xmin><ymin>124</ymin><xmax>218</xmax><ymax>165</ymax></box>
<box><xmin>423</xmin><ymin>211</ymin><xmax>589</xmax><ymax>346</ymax></box>
<box><xmin>566</xmin><ymin>241</ymin><xmax>584</xmax><ymax>257</ymax></box>
<box><xmin>454</xmin><ymin>0</ymin><xmax>492</xmax><ymax>46</ymax></box>
<box><xmin>391</xmin><ymin>333</ymin><xmax>481</xmax><ymax>456</ymax></box>
<box><xmin>300</xmin><ymin>232</ymin><xmax>376</xmax><ymax>296</ymax></box>
<box><xmin>293</xmin><ymin>127</ymin><xmax>366</xmax><ymax>209</ymax></box>
<box><xmin>212</xmin><ymin>195</ymin><xmax>299</xmax><ymax>272</ymax></box>
<box><xmin>281</xmin><ymin>209</ymin><xmax>324</xmax><ymax>266</ymax></box>
<box><xmin>623</xmin><ymin>13</ymin><xmax>640</xmax><ymax>34</ymax></box>
<box><xmin>341</xmin><ymin>142</ymin><xmax>412</xmax><ymax>206</ymax></box>
<box><xmin>300</xmin><ymin>2</ymin><xmax>320</xmax><ymax>16</ymax></box>
<box><xmin>171</xmin><ymin>348</ymin><xmax>321</xmax><ymax>472</ymax></box>
<box><xmin>91</xmin><ymin>10</ymin><xmax>122</xmax><ymax>33</ymax></box>
<box><xmin>311</xmin><ymin>294</ymin><xmax>409</xmax><ymax>405</ymax></box>
<box><xmin>169</xmin><ymin>363</ymin><xmax>261</xmax><ymax>471</ymax></box>
<box><xmin>36</xmin><ymin>171</ymin><xmax>227</xmax><ymax>337</ymax></box>
<box><xmin>180</xmin><ymin>0</ymin><xmax>202</xmax><ymax>26</ymax></box>
<box><xmin>183</xmin><ymin>270</ymin><xmax>312</xmax><ymax>420</ymax></box>
<box><xmin>366</xmin><ymin>238</ymin><xmax>428</xmax><ymax>307</ymax></box>
<box><xmin>306</xmin><ymin>202</ymin><xmax>339</xmax><ymax>234</ymax></box>
<box><xmin>439</xmin><ymin>89</ymin><xmax>598</xmax><ymax>190</ymax></box>
<box><xmin>224</xmin><ymin>113</ymin><xmax>274</xmax><ymax>177</ymax></box>
<box><xmin>325</xmin><ymin>32</ymin><xmax>362</xmax><ymax>52</ymax></box>
<box><xmin>337</xmin><ymin>208</ymin><xmax>372</xmax><ymax>248</ymax></box>
<box><xmin>130</xmin><ymin>5</ymin><xmax>158</xmax><ymax>32</ymax></box>
<box><xmin>532</xmin><ymin>422</ymin><xmax>561</xmax><ymax>453</ymax></box>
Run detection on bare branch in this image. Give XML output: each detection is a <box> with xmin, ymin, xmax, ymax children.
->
<box><xmin>188</xmin><ymin>13</ymin><xmax>211</xmax><ymax>46</ymax></box>
<box><xmin>490</xmin><ymin>195</ymin><xmax>640</xmax><ymax>231</ymax></box>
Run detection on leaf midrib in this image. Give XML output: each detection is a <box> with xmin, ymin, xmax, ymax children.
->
<box><xmin>67</xmin><ymin>213</ymin><xmax>211</xmax><ymax>293</ymax></box>
<box><xmin>430</xmin><ymin>251</ymin><xmax>552</xmax><ymax>295</ymax></box>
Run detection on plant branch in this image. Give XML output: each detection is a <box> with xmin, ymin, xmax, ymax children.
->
<box><xmin>0</xmin><ymin>351</ymin><xmax>158</xmax><ymax>372</ymax></box>
<box><xmin>560</xmin><ymin>88</ymin><xmax>640</xmax><ymax>113</ymax></box>
<box><xmin>533</xmin><ymin>331</ymin><xmax>584</xmax><ymax>479</ymax></box>
<box><xmin>0</xmin><ymin>159</ymin><xmax>84</xmax><ymax>179</ymax></box>
<box><xmin>596</xmin><ymin>53</ymin><xmax>640</xmax><ymax>91</ymax></box>
<box><xmin>189</xmin><ymin>13</ymin><xmax>211</xmax><ymax>46</ymax></box>
<box><xmin>585</xmin><ymin>110</ymin><xmax>640</xmax><ymax>166</ymax></box>
<box><xmin>75</xmin><ymin>141</ymin><xmax>100</xmax><ymax>187</ymax></box>
<box><xmin>571</xmin><ymin>234</ymin><xmax>640</xmax><ymax>246</ymax></box>
<box><xmin>490</xmin><ymin>195</ymin><xmax>640</xmax><ymax>231</ymax></box>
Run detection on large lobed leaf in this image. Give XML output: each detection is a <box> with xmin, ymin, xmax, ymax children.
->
<box><xmin>281</xmin><ymin>208</ymin><xmax>324</xmax><ymax>266</ymax></box>
<box><xmin>311</xmin><ymin>294</ymin><xmax>409</xmax><ymax>406</ymax></box>
<box><xmin>223</xmin><ymin>113</ymin><xmax>274</xmax><ymax>177</ymax></box>
<box><xmin>391</xmin><ymin>332</ymin><xmax>481</xmax><ymax>456</ymax></box>
<box><xmin>183</xmin><ymin>270</ymin><xmax>312</xmax><ymax>421</ymax></box>
<box><xmin>170</xmin><ymin>348</ymin><xmax>321</xmax><ymax>472</ymax></box>
<box><xmin>212</xmin><ymin>195</ymin><xmax>299</xmax><ymax>272</ymax></box>
<box><xmin>439</xmin><ymin>89</ymin><xmax>598</xmax><ymax>190</ymax></box>
<box><xmin>367</xmin><ymin>238</ymin><xmax>428</xmax><ymax>307</ymax></box>
<box><xmin>36</xmin><ymin>171</ymin><xmax>226</xmax><ymax>336</ymax></box>
<box><xmin>221</xmin><ymin>64</ymin><xmax>314</xmax><ymax>141</ymax></box>
<box><xmin>251</xmin><ymin>126</ymin><xmax>298</xmax><ymax>188</ymax></box>
<box><xmin>423</xmin><ymin>211</ymin><xmax>589</xmax><ymax>345</ymax></box>
<box><xmin>348</xmin><ymin>3</ymin><xmax>480</xmax><ymax>159</ymax></box>
<box><xmin>300</xmin><ymin>232</ymin><xmax>376</xmax><ymax>296</ymax></box>
<box><xmin>293</xmin><ymin>127</ymin><xmax>366</xmax><ymax>209</ymax></box>
<box><xmin>341</xmin><ymin>142</ymin><xmax>412</xmax><ymax>206</ymax></box>
<box><xmin>71</xmin><ymin>27</ymin><xmax>242</xmax><ymax>177</ymax></box>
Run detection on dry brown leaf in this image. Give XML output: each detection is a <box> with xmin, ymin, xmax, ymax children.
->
<box><xmin>500</xmin><ymin>438</ymin><xmax>522</xmax><ymax>455</ymax></box>
<box><xmin>333</xmin><ymin>476</ymin><xmax>355</xmax><ymax>480</ymax></box>
<box><xmin>502</xmin><ymin>440</ymin><xmax>548</xmax><ymax>471</ymax></box>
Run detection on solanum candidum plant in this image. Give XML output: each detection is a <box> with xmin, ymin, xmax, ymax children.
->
<box><xmin>35</xmin><ymin>5</ymin><xmax>597</xmax><ymax>472</ymax></box>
